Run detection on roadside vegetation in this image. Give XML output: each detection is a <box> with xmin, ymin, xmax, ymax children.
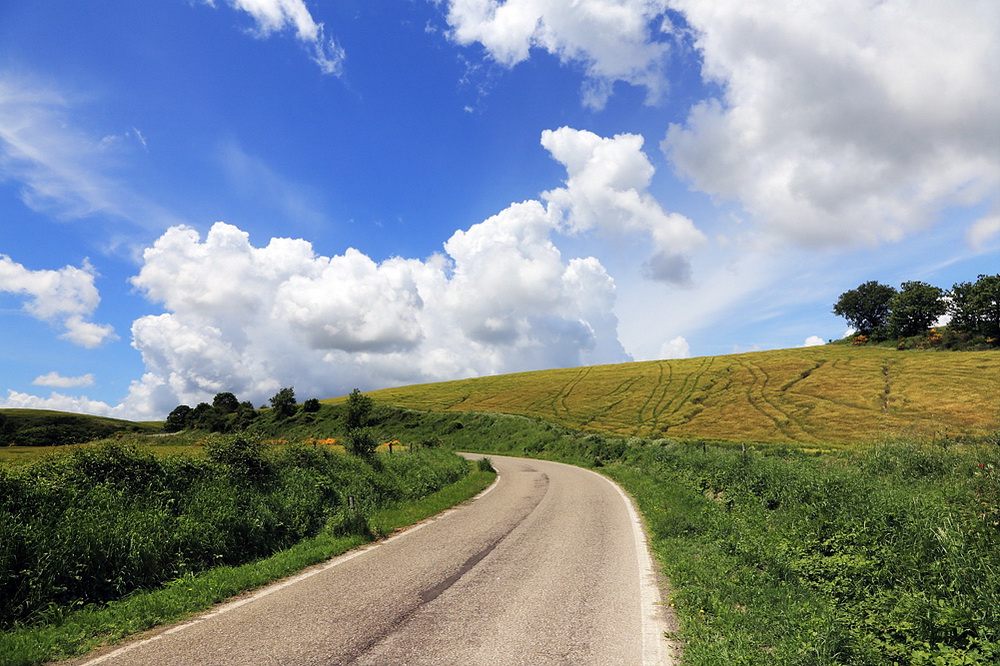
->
<box><xmin>0</xmin><ymin>427</ymin><xmax>493</xmax><ymax>665</ymax></box>
<box><xmin>348</xmin><ymin>406</ymin><xmax>1000</xmax><ymax>665</ymax></box>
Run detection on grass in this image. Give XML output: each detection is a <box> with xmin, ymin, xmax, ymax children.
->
<box><xmin>0</xmin><ymin>409</ymin><xmax>159</xmax><ymax>447</ymax></box>
<box><xmin>361</xmin><ymin>346</ymin><xmax>1000</xmax><ymax>448</ymax></box>
<box><xmin>0</xmin><ymin>469</ymin><xmax>494</xmax><ymax>666</ymax></box>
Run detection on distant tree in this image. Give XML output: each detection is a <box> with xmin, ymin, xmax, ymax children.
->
<box><xmin>833</xmin><ymin>281</ymin><xmax>897</xmax><ymax>339</ymax></box>
<box><xmin>190</xmin><ymin>402</ymin><xmax>226</xmax><ymax>431</ymax></box>
<box><xmin>950</xmin><ymin>274</ymin><xmax>1000</xmax><ymax>338</ymax></box>
<box><xmin>269</xmin><ymin>387</ymin><xmax>297</xmax><ymax>419</ymax></box>
<box><xmin>212</xmin><ymin>392</ymin><xmax>240</xmax><ymax>414</ymax></box>
<box><xmin>164</xmin><ymin>405</ymin><xmax>192</xmax><ymax>433</ymax></box>
<box><xmin>231</xmin><ymin>401</ymin><xmax>259</xmax><ymax>431</ymax></box>
<box><xmin>888</xmin><ymin>281</ymin><xmax>946</xmax><ymax>338</ymax></box>
<box><xmin>302</xmin><ymin>398</ymin><xmax>321</xmax><ymax>413</ymax></box>
<box><xmin>345</xmin><ymin>388</ymin><xmax>374</xmax><ymax>430</ymax></box>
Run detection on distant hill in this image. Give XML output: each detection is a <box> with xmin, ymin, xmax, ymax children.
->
<box><xmin>364</xmin><ymin>346</ymin><xmax>1000</xmax><ymax>448</ymax></box>
<box><xmin>0</xmin><ymin>409</ymin><xmax>159</xmax><ymax>447</ymax></box>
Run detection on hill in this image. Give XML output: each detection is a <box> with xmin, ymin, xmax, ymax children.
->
<box><xmin>363</xmin><ymin>346</ymin><xmax>1000</xmax><ymax>447</ymax></box>
<box><xmin>0</xmin><ymin>409</ymin><xmax>159</xmax><ymax>447</ymax></box>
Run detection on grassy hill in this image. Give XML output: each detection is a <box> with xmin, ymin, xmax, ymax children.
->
<box><xmin>0</xmin><ymin>409</ymin><xmax>159</xmax><ymax>447</ymax></box>
<box><xmin>361</xmin><ymin>346</ymin><xmax>1000</xmax><ymax>448</ymax></box>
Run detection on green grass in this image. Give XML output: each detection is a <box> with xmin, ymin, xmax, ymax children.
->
<box><xmin>0</xmin><ymin>468</ymin><xmax>494</xmax><ymax>666</ymax></box>
<box><xmin>361</xmin><ymin>345</ymin><xmax>1000</xmax><ymax>448</ymax></box>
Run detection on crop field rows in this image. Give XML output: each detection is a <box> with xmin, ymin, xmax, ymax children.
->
<box><xmin>370</xmin><ymin>347</ymin><xmax>1000</xmax><ymax>447</ymax></box>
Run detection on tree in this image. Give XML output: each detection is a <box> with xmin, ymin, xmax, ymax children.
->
<box><xmin>888</xmin><ymin>281</ymin><xmax>945</xmax><ymax>338</ymax></box>
<box><xmin>269</xmin><ymin>387</ymin><xmax>297</xmax><ymax>419</ymax></box>
<box><xmin>833</xmin><ymin>281</ymin><xmax>897</xmax><ymax>339</ymax></box>
<box><xmin>302</xmin><ymin>398</ymin><xmax>321</xmax><ymax>413</ymax></box>
<box><xmin>345</xmin><ymin>388</ymin><xmax>373</xmax><ymax>430</ymax></box>
<box><xmin>164</xmin><ymin>405</ymin><xmax>192</xmax><ymax>432</ymax></box>
<box><xmin>212</xmin><ymin>392</ymin><xmax>240</xmax><ymax>414</ymax></box>
<box><xmin>950</xmin><ymin>274</ymin><xmax>1000</xmax><ymax>338</ymax></box>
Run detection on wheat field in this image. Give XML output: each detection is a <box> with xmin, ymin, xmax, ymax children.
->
<box><xmin>362</xmin><ymin>346</ymin><xmax>1000</xmax><ymax>447</ymax></box>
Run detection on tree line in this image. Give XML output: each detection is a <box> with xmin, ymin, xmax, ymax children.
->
<box><xmin>833</xmin><ymin>274</ymin><xmax>999</xmax><ymax>342</ymax></box>
<box><xmin>163</xmin><ymin>387</ymin><xmax>321</xmax><ymax>433</ymax></box>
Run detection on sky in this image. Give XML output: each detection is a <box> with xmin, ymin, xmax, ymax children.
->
<box><xmin>0</xmin><ymin>0</ymin><xmax>997</xmax><ymax>420</ymax></box>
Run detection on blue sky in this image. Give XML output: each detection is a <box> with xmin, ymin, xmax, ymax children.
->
<box><xmin>1</xmin><ymin>0</ymin><xmax>997</xmax><ymax>419</ymax></box>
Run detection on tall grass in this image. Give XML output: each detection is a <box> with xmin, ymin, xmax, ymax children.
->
<box><xmin>603</xmin><ymin>441</ymin><xmax>1000</xmax><ymax>665</ymax></box>
<box><xmin>0</xmin><ymin>435</ymin><xmax>469</xmax><ymax>627</ymax></box>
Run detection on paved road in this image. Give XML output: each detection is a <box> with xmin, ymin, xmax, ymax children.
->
<box><xmin>75</xmin><ymin>455</ymin><xmax>673</xmax><ymax>665</ymax></box>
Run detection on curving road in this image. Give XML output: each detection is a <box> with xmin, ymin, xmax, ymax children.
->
<box><xmin>73</xmin><ymin>454</ymin><xmax>673</xmax><ymax>665</ymax></box>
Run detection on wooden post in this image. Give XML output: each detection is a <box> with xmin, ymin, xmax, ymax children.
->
<box><xmin>741</xmin><ymin>442</ymin><xmax>747</xmax><ymax>464</ymax></box>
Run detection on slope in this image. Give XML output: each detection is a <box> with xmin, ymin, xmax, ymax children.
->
<box><xmin>364</xmin><ymin>346</ymin><xmax>1000</xmax><ymax>447</ymax></box>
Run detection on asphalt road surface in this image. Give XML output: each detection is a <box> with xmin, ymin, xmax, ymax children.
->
<box><xmin>74</xmin><ymin>454</ymin><xmax>673</xmax><ymax>665</ymax></box>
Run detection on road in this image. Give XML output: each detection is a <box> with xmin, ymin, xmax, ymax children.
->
<box><xmin>74</xmin><ymin>454</ymin><xmax>674</xmax><ymax>665</ymax></box>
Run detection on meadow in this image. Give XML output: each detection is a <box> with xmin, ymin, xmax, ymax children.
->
<box><xmin>362</xmin><ymin>346</ymin><xmax>1000</xmax><ymax>448</ymax></box>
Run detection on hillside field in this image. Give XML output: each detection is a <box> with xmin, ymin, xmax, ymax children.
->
<box><xmin>360</xmin><ymin>346</ymin><xmax>1000</xmax><ymax>448</ymax></box>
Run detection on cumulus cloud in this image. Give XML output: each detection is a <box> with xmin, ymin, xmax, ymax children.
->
<box><xmin>209</xmin><ymin>0</ymin><xmax>346</xmax><ymax>75</ymax></box>
<box><xmin>662</xmin><ymin>0</ymin><xmax>1000</xmax><ymax>247</ymax></box>
<box><xmin>659</xmin><ymin>335</ymin><xmax>690</xmax><ymax>359</ymax></box>
<box><xmin>125</xmin><ymin>215</ymin><xmax>628</xmax><ymax>416</ymax></box>
<box><xmin>801</xmin><ymin>335</ymin><xmax>825</xmax><ymax>348</ymax></box>
<box><xmin>32</xmin><ymin>372</ymin><xmax>95</xmax><ymax>388</ymax></box>
<box><xmin>0</xmin><ymin>389</ymin><xmax>117</xmax><ymax>417</ymax></box>
<box><xmin>0</xmin><ymin>255</ymin><xmax>116</xmax><ymax>348</ymax></box>
<box><xmin>109</xmin><ymin>125</ymin><xmax>710</xmax><ymax>417</ymax></box>
<box><xmin>541</xmin><ymin>127</ymin><xmax>705</xmax><ymax>284</ymax></box>
<box><xmin>442</xmin><ymin>0</ymin><xmax>673</xmax><ymax>108</ymax></box>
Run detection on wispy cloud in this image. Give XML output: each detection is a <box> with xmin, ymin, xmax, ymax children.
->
<box><xmin>207</xmin><ymin>0</ymin><xmax>346</xmax><ymax>76</ymax></box>
<box><xmin>0</xmin><ymin>73</ymin><xmax>185</xmax><ymax>232</ymax></box>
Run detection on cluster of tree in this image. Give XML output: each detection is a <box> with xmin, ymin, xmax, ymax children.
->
<box><xmin>833</xmin><ymin>274</ymin><xmax>999</xmax><ymax>341</ymax></box>
<box><xmin>164</xmin><ymin>387</ymin><xmax>324</xmax><ymax>433</ymax></box>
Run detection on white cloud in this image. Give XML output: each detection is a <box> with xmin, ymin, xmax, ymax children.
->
<box><xmin>663</xmin><ymin>0</ymin><xmax>1000</xmax><ymax>247</ymax></box>
<box><xmin>541</xmin><ymin>127</ymin><xmax>705</xmax><ymax>284</ymax></box>
<box><xmin>124</xmin><ymin>214</ymin><xmax>628</xmax><ymax>416</ymax></box>
<box><xmin>212</xmin><ymin>0</ymin><xmax>346</xmax><ymax>76</ymax></box>
<box><xmin>111</xmin><ymin>125</ymin><xmax>716</xmax><ymax>417</ymax></box>
<box><xmin>0</xmin><ymin>255</ymin><xmax>116</xmax><ymax>348</ymax></box>
<box><xmin>32</xmin><ymin>372</ymin><xmax>95</xmax><ymax>388</ymax></box>
<box><xmin>0</xmin><ymin>389</ymin><xmax>118</xmax><ymax>418</ymax></box>
<box><xmin>658</xmin><ymin>335</ymin><xmax>690</xmax><ymax>359</ymax></box>
<box><xmin>442</xmin><ymin>0</ymin><xmax>673</xmax><ymax>108</ymax></box>
<box><xmin>801</xmin><ymin>335</ymin><xmax>825</xmax><ymax>347</ymax></box>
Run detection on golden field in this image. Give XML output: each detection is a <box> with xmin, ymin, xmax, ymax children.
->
<box><xmin>363</xmin><ymin>346</ymin><xmax>1000</xmax><ymax>447</ymax></box>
